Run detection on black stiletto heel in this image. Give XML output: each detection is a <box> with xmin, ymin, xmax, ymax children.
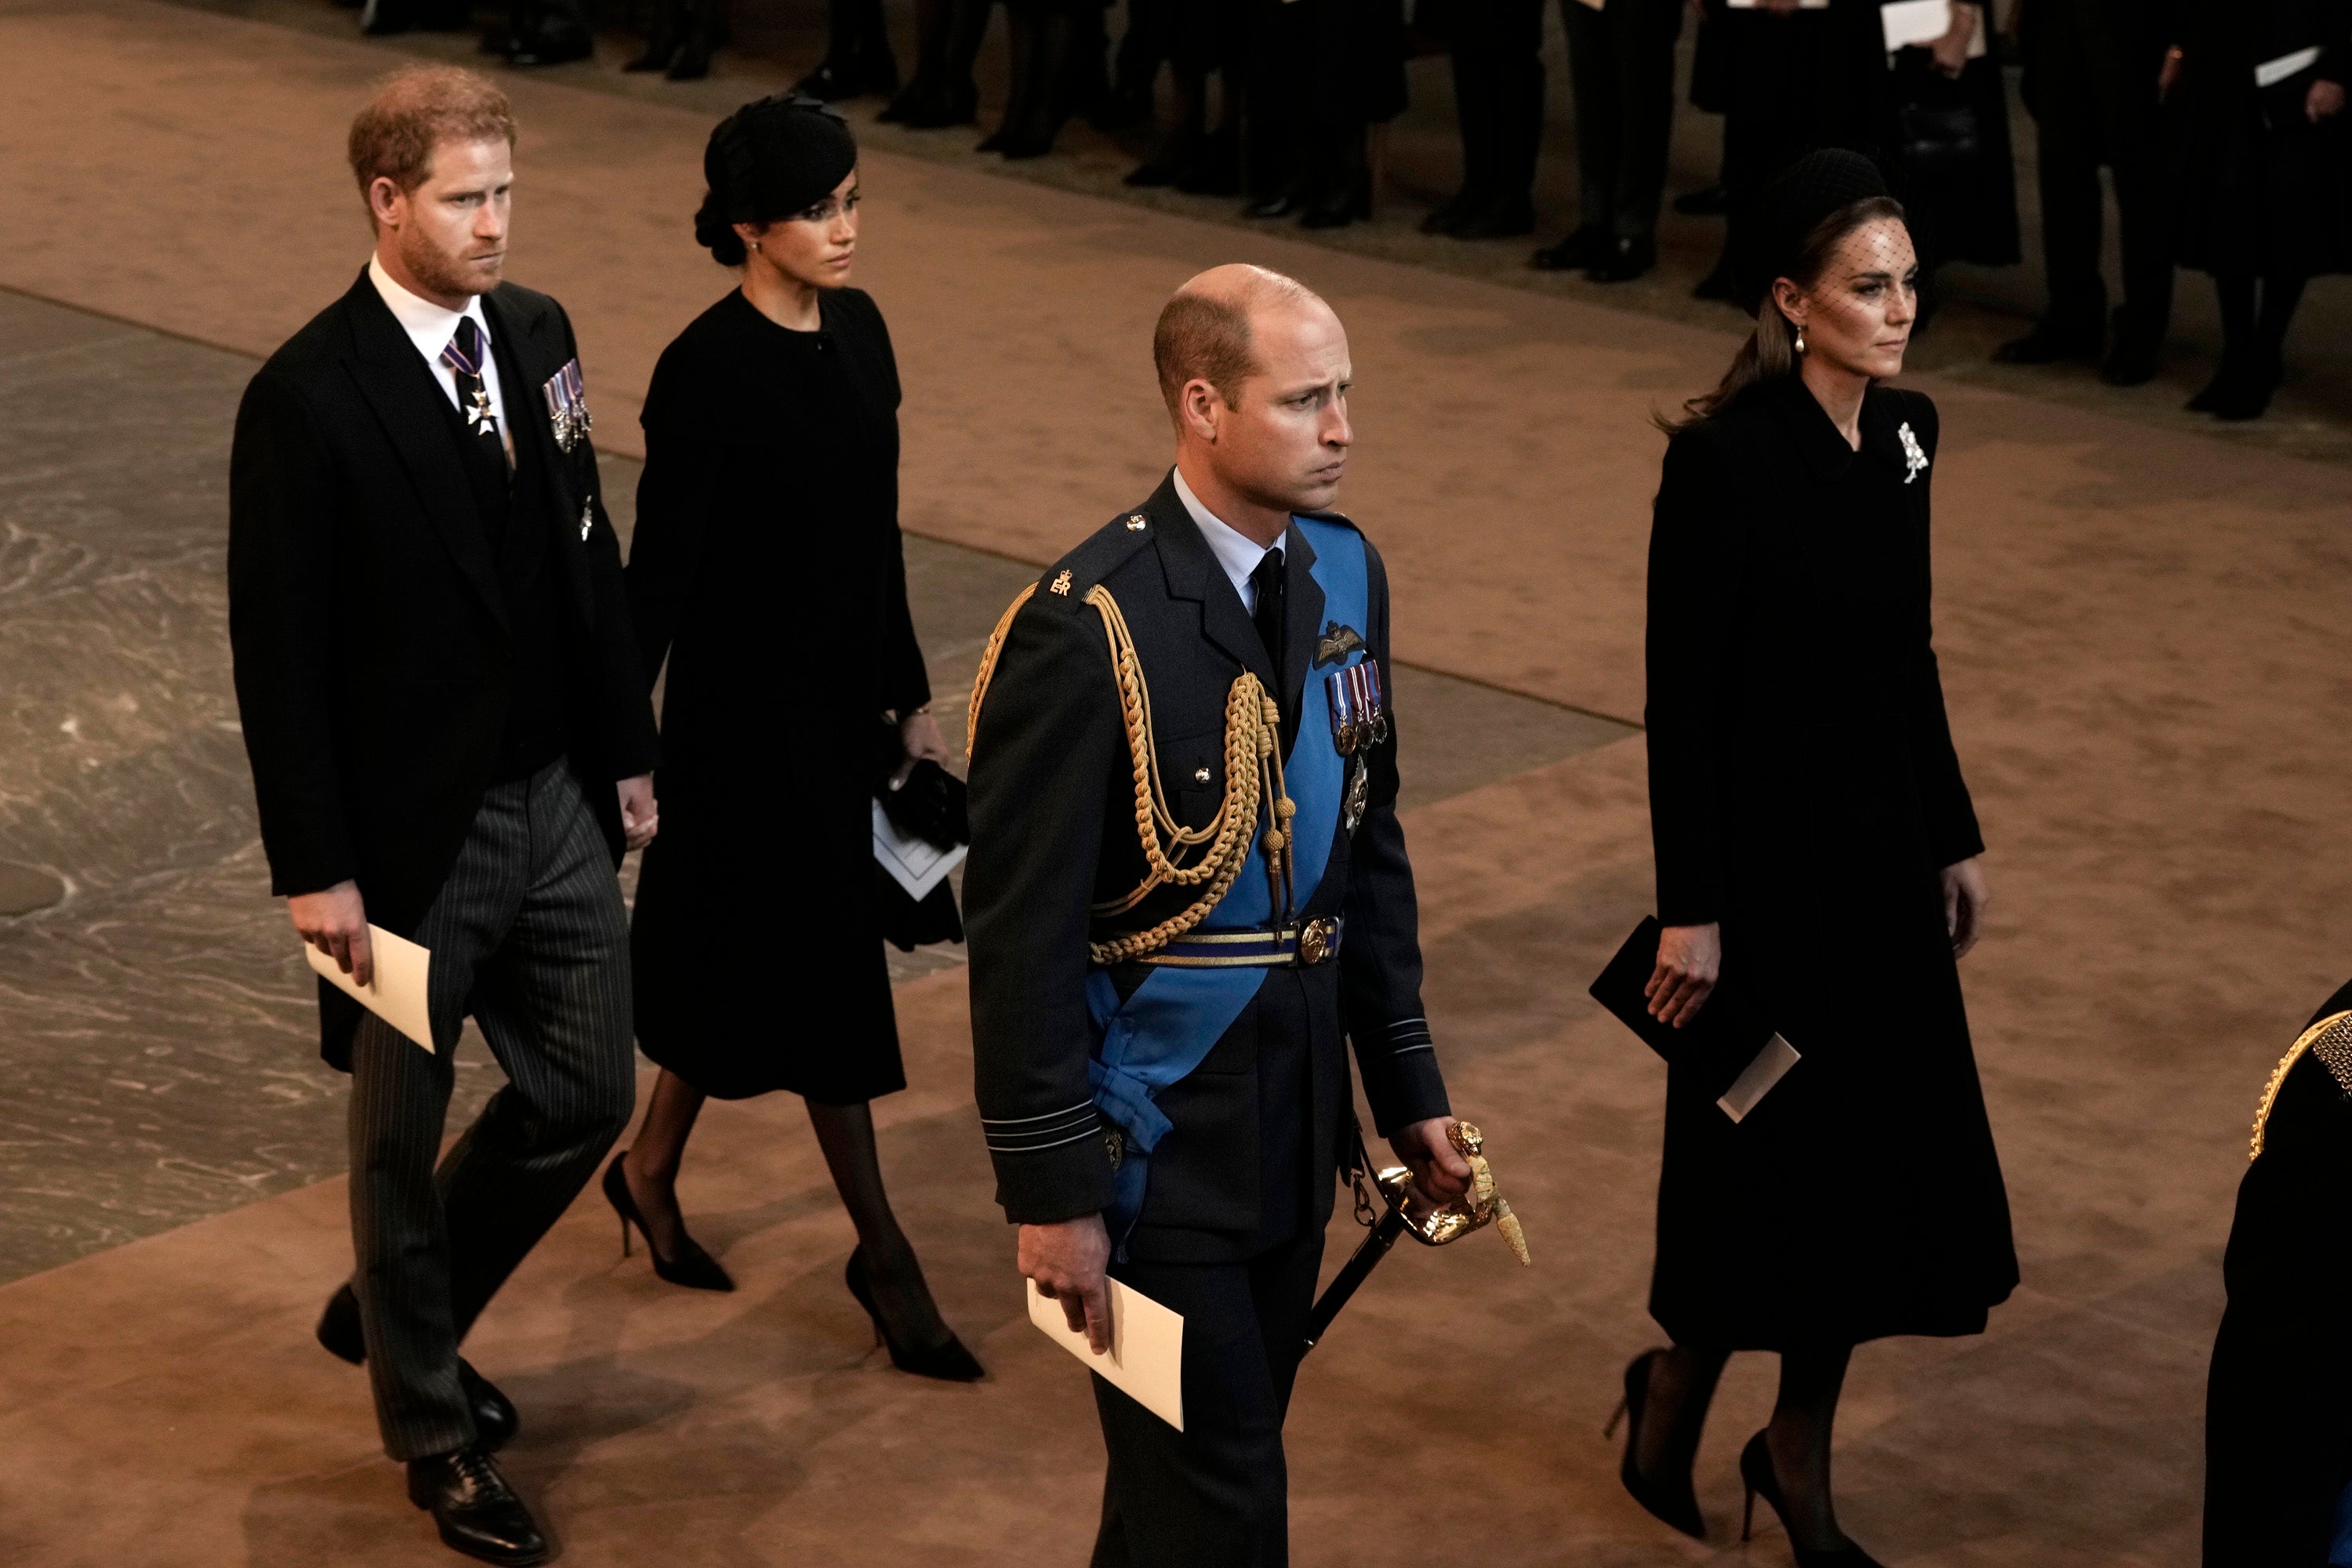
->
<box><xmin>601</xmin><ymin>1152</ymin><xmax>735</xmax><ymax>1292</ymax></box>
<box><xmin>1738</xmin><ymin>1430</ymin><xmax>1886</xmax><ymax>1568</ymax></box>
<box><xmin>844</xmin><ymin>1248</ymin><xmax>985</xmax><ymax>1382</ymax></box>
<box><xmin>1609</xmin><ymin>1348</ymin><xmax>1705</xmax><ymax>1539</ymax></box>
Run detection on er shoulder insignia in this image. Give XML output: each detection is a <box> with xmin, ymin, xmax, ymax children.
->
<box><xmin>1050</xmin><ymin>569</ymin><xmax>1073</xmax><ymax>597</ymax></box>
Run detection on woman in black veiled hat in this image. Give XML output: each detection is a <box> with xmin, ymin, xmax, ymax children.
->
<box><xmin>614</xmin><ymin>95</ymin><xmax>982</xmax><ymax>1381</ymax></box>
<box><xmin>1613</xmin><ymin>150</ymin><xmax>2019</xmax><ymax>1566</ymax></box>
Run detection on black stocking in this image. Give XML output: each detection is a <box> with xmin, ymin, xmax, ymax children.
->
<box><xmin>1635</xmin><ymin>1342</ymin><xmax>1729</xmax><ymax>1484</ymax></box>
<box><xmin>622</xmin><ymin>1067</ymin><xmax>707</xmax><ymax>1258</ymax></box>
<box><xmin>2256</xmin><ymin>273</ymin><xmax>2308</xmax><ymax>365</ymax></box>
<box><xmin>806</xmin><ymin>1098</ymin><xmax>953</xmax><ymax>1349</ymax></box>
<box><xmin>1766</xmin><ymin>1343</ymin><xmax>1857</xmax><ymax>1552</ymax></box>
<box><xmin>2215</xmin><ymin>272</ymin><xmax>2256</xmax><ymax>364</ymax></box>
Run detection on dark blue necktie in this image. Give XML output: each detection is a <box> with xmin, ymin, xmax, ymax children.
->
<box><xmin>1250</xmin><ymin>546</ymin><xmax>1285</xmax><ymax>695</ymax></box>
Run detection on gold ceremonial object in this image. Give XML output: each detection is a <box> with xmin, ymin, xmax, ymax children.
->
<box><xmin>1371</xmin><ymin>1120</ymin><xmax>1531</xmax><ymax>1264</ymax></box>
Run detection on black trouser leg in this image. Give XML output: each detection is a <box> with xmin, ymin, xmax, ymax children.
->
<box><xmin>1088</xmin><ymin>1231</ymin><xmax>1327</xmax><ymax>1566</ymax></box>
<box><xmin>349</xmin><ymin>760</ymin><xmax>635</xmax><ymax>1461</ymax></box>
<box><xmin>1446</xmin><ymin>0</ymin><xmax>1543</xmax><ymax>205</ymax></box>
<box><xmin>2029</xmin><ymin>16</ymin><xmax>2107</xmax><ymax>331</ymax></box>
<box><xmin>1610</xmin><ymin>0</ymin><xmax>1682</xmax><ymax>242</ymax></box>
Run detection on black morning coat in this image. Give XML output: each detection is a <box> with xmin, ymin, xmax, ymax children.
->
<box><xmin>227</xmin><ymin>270</ymin><xmax>660</xmax><ymax>1069</ymax></box>
<box><xmin>963</xmin><ymin>474</ymin><xmax>1451</xmax><ymax>1265</ymax></box>
<box><xmin>1644</xmin><ymin>375</ymin><xmax>2017</xmax><ymax>1350</ymax></box>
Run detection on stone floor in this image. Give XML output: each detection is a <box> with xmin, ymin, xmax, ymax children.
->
<box><xmin>0</xmin><ymin>285</ymin><xmax>1628</xmax><ymax>1284</ymax></box>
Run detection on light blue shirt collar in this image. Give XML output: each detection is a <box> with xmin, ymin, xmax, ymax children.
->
<box><xmin>1171</xmin><ymin>466</ymin><xmax>1283</xmax><ymax>614</ymax></box>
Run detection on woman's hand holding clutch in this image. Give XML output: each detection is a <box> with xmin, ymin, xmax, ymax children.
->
<box><xmin>891</xmin><ymin>707</ymin><xmax>954</xmax><ymax>789</ymax></box>
<box><xmin>1647</xmin><ymin>923</ymin><xmax>1721</xmax><ymax>1028</ymax></box>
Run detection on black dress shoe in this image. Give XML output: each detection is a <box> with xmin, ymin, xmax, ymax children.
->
<box><xmin>887</xmin><ymin>78</ymin><xmax>978</xmax><ymax>128</ymax></box>
<box><xmin>408</xmin><ymin>1447</ymin><xmax>549</xmax><ymax>1567</ymax></box>
<box><xmin>845</xmin><ymin>1249</ymin><xmax>984</xmax><ymax>1381</ymax></box>
<box><xmin>1301</xmin><ymin>175</ymin><xmax>1370</xmax><ymax>230</ymax></box>
<box><xmin>1530</xmin><ymin>224</ymin><xmax>1606</xmax><ymax>271</ymax></box>
<box><xmin>1446</xmin><ymin>194</ymin><xmax>1537</xmax><ymax>240</ymax></box>
<box><xmin>505</xmin><ymin>18</ymin><xmax>592</xmax><ymax>64</ymax></box>
<box><xmin>1605</xmin><ymin>1349</ymin><xmax>1704</xmax><ymax>1539</ymax></box>
<box><xmin>1243</xmin><ymin>189</ymin><xmax>1305</xmax><ymax>220</ymax></box>
<box><xmin>1584</xmin><ymin>234</ymin><xmax>1655</xmax><ymax>282</ymax></box>
<box><xmin>1691</xmin><ymin>263</ymin><xmax>1740</xmax><ymax>302</ymax></box>
<box><xmin>1992</xmin><ymin>317</ymin><xmax>2102</xmax><ymax>365</ymax></box>
<box><xmin>1171</xmin><ymin>131</ymin><xmax>1241</xmax><ymax>196</ymax></box>
<box><xmin>1418</xmin><ymin>187</ymin><xmax>1474</xmax><ymax>235</ymax></box>
<box><xmin>794</xmin><ymin>53</ymin><xmax>899</xmax><ymax>101</ymax></box>
<box><xmin>1671</xmin><ymin>182</ymin><xmax>1728</xmax><ymax>216</ymax></box>
<box><xmin>2098</xmin><ymin>310</ymin><xmax>2163</xmax><ymax>386</ymax></box>
<box><xmin>315</xmin><ymin>1287</ymin><xmax>519</xmax><ymax>1453</ymax></box>
<box><xmin>601</xmin><ymin>1152</ymin><xmax>735</xmax><ymax>1291</ymax></box>
<box><xmin>2209</xmin><ymin>354</ymin><xmax>2283</xmax><ymax>421</ymax></box>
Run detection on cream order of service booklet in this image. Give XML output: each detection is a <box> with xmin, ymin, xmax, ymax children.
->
<box><xmin>1027</xmin><ymin>1277</ymin><xmax>1185</xmax><ymax>1431</ymax></box>
<box><xmin>304</xmin><ymin>925</ymin><xmax>434</xmax><ymax>1053</ymax></box>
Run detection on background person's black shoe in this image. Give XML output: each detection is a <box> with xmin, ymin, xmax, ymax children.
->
<box><xmin>1242</xmin><ymin>188</ymin><xmax>1305</xmax><ymax>220</ymax></box>
<box><xmin>317</xmin><ymin>1286</ymin><xmax>519</xmax><ymax>1452</ymax></box>
<box><xmin>407</xmin><ymin>1448</ymin><xmax>549</xmax><ymax>1566</ymax></box>
<box><xmin>794</xmin><ymin>52</ymin><xmax>898</xmax><ymax>100</ymax></box>
<box><xmin>1418</xmin><ymin>187</ymin><xmax>1474</xmax><ymax>235</ymax></box>
<box><xmin>1671</xmin><ymin>182</ymin><xmax>1727</xmax><ymax>216</ymax></box>
<box><xmin>2097</xmin><ymin>310</ymin><xmax>2164</xmax><ymax>386</ymax></box>
<box><xmin>1584</xmin><ymin>235</ymin><xmax>1655</xmax><ymax>282</ymax></box>
<box><xmin>1690</xmin><ymin>263</ymin><xmax>1740</xmax><ymax>302</ymax></box>
<box><xmin>505</xmin><ymin>16</ymin><xmax>592</xmax><ymax>64</ymax></box>
<box><xmin>1530</xmin><ymin>224</ymin><xmax>1606</xmax><ymax>270</ymax></box>
<box><xmin>1992</xmin><ymin>317</ymin><xmax>2102</xmax><ymax>365</ymax></box>
<box><xmin>1443</xmin><ymin>193</ymin><xmax>1534</xmax><ymax>240</ymax></box>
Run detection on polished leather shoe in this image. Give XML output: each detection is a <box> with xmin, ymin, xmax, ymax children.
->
<box><xmin>1530</xmin><ymin>224</ymin><xmax>1607</xmax><ymax>271</ymax></box>
<box><xmin>316</xmin><ymin>1287</ymin><xmax>519</xmax><ymax>1452</ymax></box>
<box><xmin>1445</xmin><ymin>194</ymin><xmax>1536</xmax><ymax>240</ymax></box>
<box><xmin>1584</xmin><ymin>234</ymin><xmax>1656</xmax><ymax>282</ymax></box>
<box><xmin>504</xmin><ymin>19</ymin><xmax>593</xmax><ymax>64</ymax></box>
<box><xmin>1672</xmin><ymin>181</ymin><xmax>1728</xmax><ymax>216</ymax></box>
<box><xmin>1992</xmin><ymin>317</ymin><xmax>2102</xmax><ymax>365</ymax></box>
<box><xmin>1242</xmin><ymin>189</ymin><xmax>1305</xmax><ymax>220</ymax></box>
<box><xmin>408</xmin><ymin>1447</ymin><xmax>548</xmax><ymax>1566</ymax></box>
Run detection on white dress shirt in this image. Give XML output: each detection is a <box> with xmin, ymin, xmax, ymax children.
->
<box><xmin>368</xmin><ymin>254</ymin><xmax>512</xmax><ymax>458</ymax></box>
<box><xmin>1172</xmin><ymin>466</ymin><xmax>1283</xmax><ymax>613</ymax></box>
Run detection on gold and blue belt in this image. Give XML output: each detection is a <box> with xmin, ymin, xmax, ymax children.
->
<box><xmin>1135</xmin><ymin>916</ymin><xmax>1343</xmax><ymax>969</ymax></box>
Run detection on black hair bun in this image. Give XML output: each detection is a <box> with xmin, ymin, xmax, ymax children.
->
<box><xmin>692</xmin><ymin>92</ymin><xmax>856</xmax><ymax>265</ymax></box>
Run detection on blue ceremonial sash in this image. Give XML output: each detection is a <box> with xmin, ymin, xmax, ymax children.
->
<box><xmin>1086</xmin><ymin>516</ymin><xmax>1371</xmax><ymax>1254</ymax></box>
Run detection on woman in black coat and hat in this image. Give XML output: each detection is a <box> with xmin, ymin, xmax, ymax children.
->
<box><xmin>615</xmin><ymin>94</ymin><xmax>982</xmax><ymax>1381</ymax></box>
<box><xmin>2162</xmin><ymin>0</ymin><xmax>2352</xmax><ymax>419</ymax></box>
<box><xmin>1617</xmin><ymin>151</ymin><xmax>2017</xmax><ymax>1566</ymax></box>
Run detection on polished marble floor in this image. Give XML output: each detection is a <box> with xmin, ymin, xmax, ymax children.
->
<box><xmin>0</xmin><ymin>285</ymin><xmax>1628</xmax><ymax>1285</ymax></box>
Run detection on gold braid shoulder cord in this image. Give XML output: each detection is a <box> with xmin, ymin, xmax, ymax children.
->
<box><xmin>967</xmin><ymin>582</ymin><xmax>1296</xmax><ymax>966</ymax></box>
<box><xmin>2249</xmin><ymin>1009</ymin><xmax>2352</xmax><ymax>1160</ymax></box>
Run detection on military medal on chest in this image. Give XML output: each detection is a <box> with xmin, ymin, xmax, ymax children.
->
<box><xmin>1324</xmin><ymin>657</ymin><xmax>1388</xmax><ymax>833</ymax></box>
<box><xmin>540</xmin><ymin>357</ymin><xmax>593</xmax><ymax>454</ymax></box>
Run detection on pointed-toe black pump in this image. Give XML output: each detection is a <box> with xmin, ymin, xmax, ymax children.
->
<box><xmin>1740</xmin><ymin>1430</ymin><xmax>1887</xmax><ymax>1568</ymax></box>
<box><xmin>845</xmin><ymin>1249</ymin><xmax>984</xmax><ymax>1382</ymax></box>
<box><xmin>602</xmin><ymin>1152</ymin><xmax>735</xmax><ymax>1292</ymax></box>
<box><xmin>1603</xmin><ymin>1348</ymin><xmax>1705</xmax><ymax>1540</ymax></box>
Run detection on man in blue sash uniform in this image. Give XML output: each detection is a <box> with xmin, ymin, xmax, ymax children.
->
<box><xmin>964</xmin><ymin>264</ymin><xmax>1471</xmax><ymax>1563</ymax></box>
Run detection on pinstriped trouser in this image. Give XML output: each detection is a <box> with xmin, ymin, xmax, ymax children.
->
<box><xmin>347</xmin><ymin>757</ymin><xmax>635</xmax><ymax>1462</ymax></box>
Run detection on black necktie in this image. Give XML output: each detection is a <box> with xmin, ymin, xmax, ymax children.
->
<box><xmin>440</xmin><ymin>316</ymin><xmax>508</xmax><ymax>474</ymax></box>
<box><xmin>1249</xmin><ymin>546</ymin><xmax>1285</xmax><ymax>695</ymax></box>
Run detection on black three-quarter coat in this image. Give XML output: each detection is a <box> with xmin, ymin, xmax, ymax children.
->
<box><xmin>2168</xmin><ymin>0</ymin><xmax>2352</xmax><ymax>279</ymax></box>
<box><xmin>964</xmin><ymin>474</ymin><xmax>1450</xmax><ymax>1264</ymax></box>
<box><xmin>227</xmin><ymin>270</ymin><xmax>659</xmax><ymax>1069</ymax></box>
<box><xmin>1644</xmin><ymin>375</ymin><xmax>2017</xmax><ymax>1350</ymax></box>
<box><xmin>624</xmin><ymin>288</ymin><xmax>929</xmax><ymax>1104</ymax></box>
<box><xmin>2204</xmin><ymin>978</ymin><xmax>2352</xmax><ymax>1566</ymax></box>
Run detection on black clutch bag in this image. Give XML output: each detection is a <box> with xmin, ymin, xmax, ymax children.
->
<box><xmin>1588</xmin><ymin>916</ymin><xmax>1777</xmax><ymax>1099</ymax></box>
<box><xmin>873</xmin><ymin>734</ymin><xmax>969</xmax><ymax>953</ymax></box>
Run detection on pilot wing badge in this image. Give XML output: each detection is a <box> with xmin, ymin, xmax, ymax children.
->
<box><xmin>1313</xmin><ymin>621</ymin><xmax>1365</xmax><ymax>669</ymax></box>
